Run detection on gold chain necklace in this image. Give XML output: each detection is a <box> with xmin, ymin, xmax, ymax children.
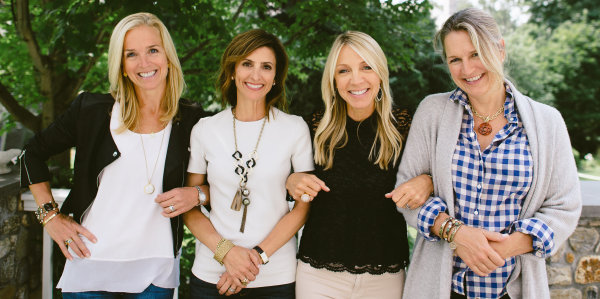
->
<box><xmin>469</xmin><ymin>102</ymin><xmax>504</xmax><ymax>136</ymax></box>
<box><xmin>140</xmin><ymin>129</ymin><xmax>166</xmax><ymax>194</ymax></box>
<box><xmin>231</xmin><ymin>108</ymin><xmax>267</xmax><ymax>233</ymax></box>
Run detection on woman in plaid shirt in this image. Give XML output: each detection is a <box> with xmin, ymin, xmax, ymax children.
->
<box><xmin>388</xmin><ymin>8</ymin><xmax>582</xmax><ymax>299</ymax></box>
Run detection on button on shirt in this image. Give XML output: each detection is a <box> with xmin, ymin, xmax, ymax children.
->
<box><xmin>417</xmin><ymin>86</ymin><xmax>555</xmax><ymax>298</ymax></box>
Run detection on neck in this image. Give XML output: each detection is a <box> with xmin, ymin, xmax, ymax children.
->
<box><xmin>346</xmin><ymin>103</ymin><xmax>375</xmax><ymax>121</ymax></box>
<box><xmin>234</xmin><ymin>98</ymin><xmax>267</xmax><ymax>121</ymax></box>
<box><xmin>468</xmin><ymin>83</ymin><xmax>505</xmax><ymax>115</ymax></box>
<box><xmin>136</xmin><ymin>88</ymin><xmax>166</xmax><ymax>116</ymax></box>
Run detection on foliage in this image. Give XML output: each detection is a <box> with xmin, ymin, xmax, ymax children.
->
<box><xmin>523</xmin><ymin>0</ymin><xmax>600</xmax><ymax>29</ymax></box>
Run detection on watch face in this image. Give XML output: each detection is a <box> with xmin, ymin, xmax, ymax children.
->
<box><xmin>43</xmin><ymin>202</ymin><xmax>56</xmax><ymax>211</ymax></box>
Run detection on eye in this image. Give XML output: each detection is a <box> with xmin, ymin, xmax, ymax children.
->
<box><xmin>262</xmin><ymin>64</ymin><xmax>272</xmax><ymax>70</ymax></box>
<box><xmin>362</xmin><ymin>65</ymin><xmax>373</xmax><ymax>70</ymax></box>
<box><xmin>242</xmin><ymin>61</ymin><xmax>252</xmax><ymax>67</ymax></box>
<box><xmin>472</xmin><ymin>52</ymin><xmax>479</xmax><ymax>58</ymax></box>
<box><xmin>149</xmin><ymin>48</ymin><xmax>159</xmax><ymax>54</ymax></box>
<box><xmin>448</xmin><ymin>58</ymin><xmax>460</xmax><ymax>64</ymax></box>
<box><xmin>125</xmin><ymin>52</ymin><xmax>136</xmax><ymax>58</ymax></box>
<box><xmin>337</xmin><ymin>69</ymin><xmax>348</xmax><ymax>74</ymax></box>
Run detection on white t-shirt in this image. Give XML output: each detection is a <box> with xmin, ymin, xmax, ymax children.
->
<box><xmin>188</xmin><ymin>107</ymin><xmax>313</xmax><ymax>287</ymax></box>
<box><xmin>57</xmin><ymin>103</ymin><xmax>179</xmax><ymax>292</ymax></box>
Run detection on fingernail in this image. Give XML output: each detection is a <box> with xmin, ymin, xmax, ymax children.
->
<box><xmin>85</xmin><ymin>252</ymin><xmax>91</xmax><ymax>258</ymax></box>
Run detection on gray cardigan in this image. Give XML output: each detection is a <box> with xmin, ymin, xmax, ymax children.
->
<box><xmin>396</xmin><ymin>81</ymin><xmax>581</xmax><ymax>299</ymax></box>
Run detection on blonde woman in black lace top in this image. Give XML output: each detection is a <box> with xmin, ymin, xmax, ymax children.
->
<box><xmin>286</xmin><ymin>31</ymin><xmax>433</xmax><ymax>298</ymax></box>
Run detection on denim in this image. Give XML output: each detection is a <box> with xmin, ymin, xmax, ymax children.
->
<box><xmin>190</xmin><ymin>275</ymin><xmax>294</xmax><ymax>299</ymax></box>
<box><xmin>62</xmin><ymin>284</ymin><xmax>174</xmax><ymax>299</ymax></box>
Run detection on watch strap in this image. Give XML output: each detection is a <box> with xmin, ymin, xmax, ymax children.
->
<box><xmin>253</xmin><ymin>245</ymin><xmax>269</xmax><ymax>264</ymax></box>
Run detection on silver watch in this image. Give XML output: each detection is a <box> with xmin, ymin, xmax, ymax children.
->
<box><xmin>195</xmin><ymin>186</ymin><xmax>207</xmax><ymax>206</ymax></box>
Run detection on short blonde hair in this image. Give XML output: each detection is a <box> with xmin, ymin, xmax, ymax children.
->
<box><xmin>315</xmin><ymin>31</ymin><xmax>402</xmax><ymax>170</ymax></box>
<box><xmin>216</xmin><ymin>29</ymin><xmax>288</xmax><ymax>114</ymax></box>
<box><xmin>108</xmin><ymin>12</ymin><xmax>185</xmax><ymax>132</ymax></box>
<box><xmin>434</xmin><ymin>8</ymin><xmax>506</xmax><ymax>87</ymax></box>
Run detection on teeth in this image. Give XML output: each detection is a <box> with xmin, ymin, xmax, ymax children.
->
<box><xmin>139</xmin><ymin>70</ymin><xmax>156</xmax><ymax>78</ymax></box>
<box><xmin>350</xmin><ymin>89</ymin><xmax>367</xmax><ymax>95</ymax></box>
<box><xmin>466</xmin><ymin>74</ymin><xmax>482</xmax><ymax>82</ymax></box>
<box><xmin>246</xmin><ymin>83</ymin><xmax>263</xmax><ymax>89</ymax></box>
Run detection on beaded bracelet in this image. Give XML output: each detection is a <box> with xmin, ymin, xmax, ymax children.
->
<box><xmin>438</xmin><ymin>217</ymin><xmax>452</xmax><ymax>238</ymax></box>
<box><xmin>443</xmin><ymin>218</ymin><xmax>457</xmax><ymax>241</ymax></box>
<box><xmin>213</xmin><ymin>238</ymin><xmax>235</xmax><ymax>265</ymax></box>
<box><xmin>444</xmin><ymin>218</ymin><xmax>462</xmax><ymax>241</ymax></box>
<box><xmin>448</xmin><ymin>221</ymin><xmax>463</xmax><ymax>243</ymax></box>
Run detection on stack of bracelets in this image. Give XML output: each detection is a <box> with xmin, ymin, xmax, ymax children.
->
<box><xmin>213</xmin><ymin>238</ymin><xmax>235</xmax><ymax>265</ymax></box>
<box><xmin>439</xmin><ymin>217</ymin><xmax>463</xmax><ymax>249</ymax></box>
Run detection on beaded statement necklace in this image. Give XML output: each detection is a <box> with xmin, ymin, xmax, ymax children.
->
<box><xmin>231</xmin><ymin>108</ymin><xmax>267</xmax><ymax>233</ymax></box>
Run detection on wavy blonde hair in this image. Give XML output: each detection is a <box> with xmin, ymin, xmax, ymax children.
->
<box><xmin>108</xmin><ymin>12</ymin><xmax>185</xmax><ymax>132</ymax></box>
<box><xmin>315</xmin><ymin>31</ymin><xmax>402</xmax><ymax>170</ymax></box>
<box><xmin>434</xmin><ymin>8</ymin><xmax>506</xmax><ymax>87</ymax></box>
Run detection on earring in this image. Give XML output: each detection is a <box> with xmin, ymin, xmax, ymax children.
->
<box><xmin>273</xmin><ymin>82</ymin><xmax>276</xmax><ymax>86</ymax></box>
<box><xmin>231</xmin><ymin>76</ymin><xmax>234</xmax><ymax>80</ymax></box>
<box><xmin>123</xmin><ymin>73</ymin><xmax>127</xmax><ymax>78</ymax></box>
<box><xmin>376</xmin><ymin>88</ymin><xmax>383</xmax><ymax>102</ymax></box>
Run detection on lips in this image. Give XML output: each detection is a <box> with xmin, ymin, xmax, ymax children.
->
<box><xmin>138</xmin><ymin>70</ymin><xmax>157</xmax><ymax>78</ymax></box>
<box><xmin>465</xmin><ymin>74</ymin><xmax>482</xmax><ymax>82</ymax></box>
<box><xmin>349</xmin><ymin>88</ymin><xmax>368</xmax><ymax>95</ymax></box>
<box><xmin>245</xmin><ymin>82</ymin><xmax>264</xmax><ymax>90</ymax></box>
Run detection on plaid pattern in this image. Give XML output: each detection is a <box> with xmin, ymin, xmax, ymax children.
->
<box><xmin>417</xmin><ymin>86</ymin><xmax>554</xmax><ymax>299</ymax></box>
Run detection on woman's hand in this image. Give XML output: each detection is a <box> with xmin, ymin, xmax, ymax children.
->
<box><xmin>285</xmin><ymin>172</ymin><xmax>329</xmax><ymax>202</ymax></box>
<box><xmin>386</xmin><ymin>174</ymin><xmax>433</xmax><ymax>209</ymax></box>
<box><xmin>217</xmin><ymin>272</ymin><xmax>243</xmax><ymax>296</ymax></box>
<box><xmin>453</xmin><ymin>225</ymin><xmax>507</xmax><ymax>276</ymax></box>
<box><xmin>489</xmin><ymin>232</ymin><xmax>533</xmax><ymax>259</ymax></box>
<box><xmin>155</xmin><ymin>185</ymin><xmax>209</xmax><ymax>218</ymax></box>
<box><xmin>45</xmin><ymin>213</ymin><xmax>97</xmax><ymax>260</ymax></box>
<box><xmin>222</xmin><ymin>246</ymin><xmax>261</xmax><ymax>289</ymax></box>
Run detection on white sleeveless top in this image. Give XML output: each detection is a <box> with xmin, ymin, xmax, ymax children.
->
<box><xmin>57</xmin><ymin>103</ymin><xmax>179</xmax><ymax>292</ymax></box>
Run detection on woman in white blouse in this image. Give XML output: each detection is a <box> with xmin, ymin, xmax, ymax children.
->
<box><xmin>184</xmin><ymin>29</ymin><xmax>313</xmax><ymax>298</ymax></box>
<box><xmin>20</xmin><ymin>13</ymin><xmax>205</xmax><ymax>298</ymax></box>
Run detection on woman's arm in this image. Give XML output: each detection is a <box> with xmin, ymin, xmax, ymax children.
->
<box><xmin>182</xmin><ymin>172</ymin><xmax>260</xmax><ymax>290</ymax></box>
<box><xmin>386</xmin><ymin>174</ymin><xmax>433</xmax><ymax>210</ymax></box>
<box><xmin>285</xmin><ymin>172</ymin><xmax>329</xmax><ymax>202</ymax></box>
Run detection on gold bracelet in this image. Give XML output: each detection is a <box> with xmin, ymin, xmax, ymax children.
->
<box><xmin>443</xmin><ymin>218</ymin><xmax>456</xmax><ymax>241</ymax></box>
<box><xmin>448</xmin><ymin>221</ymin><xmax>463</xmax><ymax>243</ymax></box>
<box><xmin>213</xmin><ymin>238</ymin><xmax>235</xmax><ymax>265</ymax></box>
<box><xmin>438</xmin><ymin>217</ymin><xmax>452</xmax><ymax>238</ymax></box>
<box><xmin>42</xmin><ymin>212</ymin><xmax>59</xmax><ymax>226</ymax></box>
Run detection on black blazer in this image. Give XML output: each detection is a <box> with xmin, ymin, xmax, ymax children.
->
<box><xmin>20</xmin><ymin>92</ymin><xmax>205</xmax><ymax>255</ymax></box>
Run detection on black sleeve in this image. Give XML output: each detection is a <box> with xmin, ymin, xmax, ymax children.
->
<box><xmin>20</xmin><ymin>93</ymin><xmax>84</xmax><ymax>186</ymax></box>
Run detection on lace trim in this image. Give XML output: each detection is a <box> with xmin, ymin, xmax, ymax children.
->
<box><xmin>298</xmin><ymin>255</ymin><xmax>407</xmax><ymax>275</ymax></box>
<box><xmin>309</xmin><ymin>108</ymin><xmax>411</xmax><ymax>137</ymax></box>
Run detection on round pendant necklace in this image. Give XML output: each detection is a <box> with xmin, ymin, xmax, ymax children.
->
<box><xmin>231</xmin><ymin>108</ymin><xmax>267</xmax><ymax>233</ymax></box>
<box><xmin>140</xmin><ymin>129</ymin><xmax>166</xmax><ymax>194</ymax></box>
<box><xmin>469</xmin><ymin>102</ymin><xmax>504</xmax><ymax>136</ymax></box>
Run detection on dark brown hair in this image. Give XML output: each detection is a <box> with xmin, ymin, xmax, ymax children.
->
<box><xmin>217</xmin><ymin>29</ymin><xmax>289</xmax><ymax>112</ymax></box>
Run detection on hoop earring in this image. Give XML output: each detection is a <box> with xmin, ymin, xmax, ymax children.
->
<box><xmin>376</xmin><ymin>88</ymin><xmax>383</xmax><ymax>102</ymax></box>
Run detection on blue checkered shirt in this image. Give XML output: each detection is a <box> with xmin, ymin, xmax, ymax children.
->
<box><xmin>417</xmin><ymin>86</ymin><xmax>555</xmax><ymax>299</ymax></box>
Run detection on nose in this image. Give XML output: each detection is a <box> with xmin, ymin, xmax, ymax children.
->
<box><xmin>140</xmin><ymin>54</ymin><xmax>151</xmax><ymax>67</ymax></box>
<box><xmin>462</xmin><ymin>59</ymin><xmax>475</xmax><ymax>75</ymax></box>
<box><xmin>249</xmin><ymin>66</ymin><xmax>261</xmax><ymax>80</ymax></box>
<box><xmin>349</xmin><ymin>70</ymin><xmax>364</xmax><ymax>85</ymax></box>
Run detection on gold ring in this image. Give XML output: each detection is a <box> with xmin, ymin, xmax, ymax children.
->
<box><xmin>241</xmin><ymin>278</ymin><xmax>249</xmax><ymax>286</ymax></box>
<box><xmin>64</xmin><ymin>239</ymin><xmax>73</xmax><ymax>247</ymax></box>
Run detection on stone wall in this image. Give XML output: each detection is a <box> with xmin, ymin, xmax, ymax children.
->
<box><xmin>0</xmin><ymin>168</ymin><xmax>42</xmax><ymax>299</ymax></box>
<box><xmin>548</xmin><ymin>181</ymin><xmax>600</xmax><ymax>299</ymax></box>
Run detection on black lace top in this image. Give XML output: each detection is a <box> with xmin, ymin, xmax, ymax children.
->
<box><xmin>298</xmin><ymin>108</ymin><xmax>412</xmax><ymax>274</ymax></box>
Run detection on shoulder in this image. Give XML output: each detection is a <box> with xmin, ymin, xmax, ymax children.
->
<box><xmin>75</xmin><ymin>92</ymin><xmax>115</xmax><ymax>109</ymax></box>
<box><xmin>177</xmin><ymin>98</ymin><xmax>206</xmax><ymax>125</ymax></box>
<box><xmin>418</xmin><ymin>92</ymin><xmax>453</xmax><ymax>112</ymax></box>
<box><xmin>270</xmin><ymin>108</ymin><xmax>309</xmax><ymax>130</ymax></box>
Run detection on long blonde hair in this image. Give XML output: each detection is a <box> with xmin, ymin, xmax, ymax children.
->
<box><xmin>314</xmin><ymin>31</ymin><xmax>402</xmax><ymax>170</ymax></box>
<box><xmin>108</xmin><ymin>12</ymin><xmax>185</xmax><ymax>132</ymax></box>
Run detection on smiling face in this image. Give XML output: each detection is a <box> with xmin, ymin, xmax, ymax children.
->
<box><xmin>122</xmin><ymin>25</ymin><xmax>169</xmax><ymax>96</ymax></box>
<box><xmin>334</xmin><ymin>45</ymin><xmax>380</xmax><ymax>121</ymax></box>
<box><xmin>234</xmin><ymin>46</ymin><xmax>276</xmax><ymax>105</ymax></box>
<box><xmin>444</xmin><ymin>30</ymin><xmax>503</xmax><ymax>102</ymax></box>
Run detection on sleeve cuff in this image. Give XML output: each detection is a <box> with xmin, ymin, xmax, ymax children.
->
<box><xmin>417</xmin><ymin>197</ymin><xmax>447</xmax><ymax>241</ymax></box>
<box><xmin>511</xmin><ymin>218</ymin><xmax>555</xmax><ymax>258</ymax></box>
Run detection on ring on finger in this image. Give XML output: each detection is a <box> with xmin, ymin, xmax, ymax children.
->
<box><xmin>300</xmin><ymin>193</ymin><xmax>311</xmax><ymax>202</ymax></box>
<box><xmin>64</xmin><ymin>239</ymin><xmax>73</xmax><ymax>247</ymax></box>
<box><xmin>168</xmin><ymin>205</ymin><xmax>175</xmax><ymax>213</ymax></box>
<box><xmin>229</xmin><ymin>287</ymin><xmax>236</xmax><ymax>293</ymax></box>
<box><xmin>405</xmin><ymin>204</ymin><xmax>410</xmax><ymax>209</ymax></box>
<box><xmin>241</xmin><ymin>278</ymin><xmax>249</xmax><ymax>286</ymax></box>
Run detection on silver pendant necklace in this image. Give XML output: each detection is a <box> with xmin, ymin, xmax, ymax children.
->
<box><xmin>140</xmin><ymin>128</ymin><xmax>166</xmax><ymax>194</ymax></box>
<box><xmin>231</xmin><ymin>108</ymin><xmax>267</xmax><ymax>233</ymax></box>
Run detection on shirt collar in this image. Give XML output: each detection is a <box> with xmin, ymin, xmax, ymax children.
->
<box><xmin>449</xmin><ymin>83</ymin><xmax>519</xmax><ymax>124</ymax></box>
